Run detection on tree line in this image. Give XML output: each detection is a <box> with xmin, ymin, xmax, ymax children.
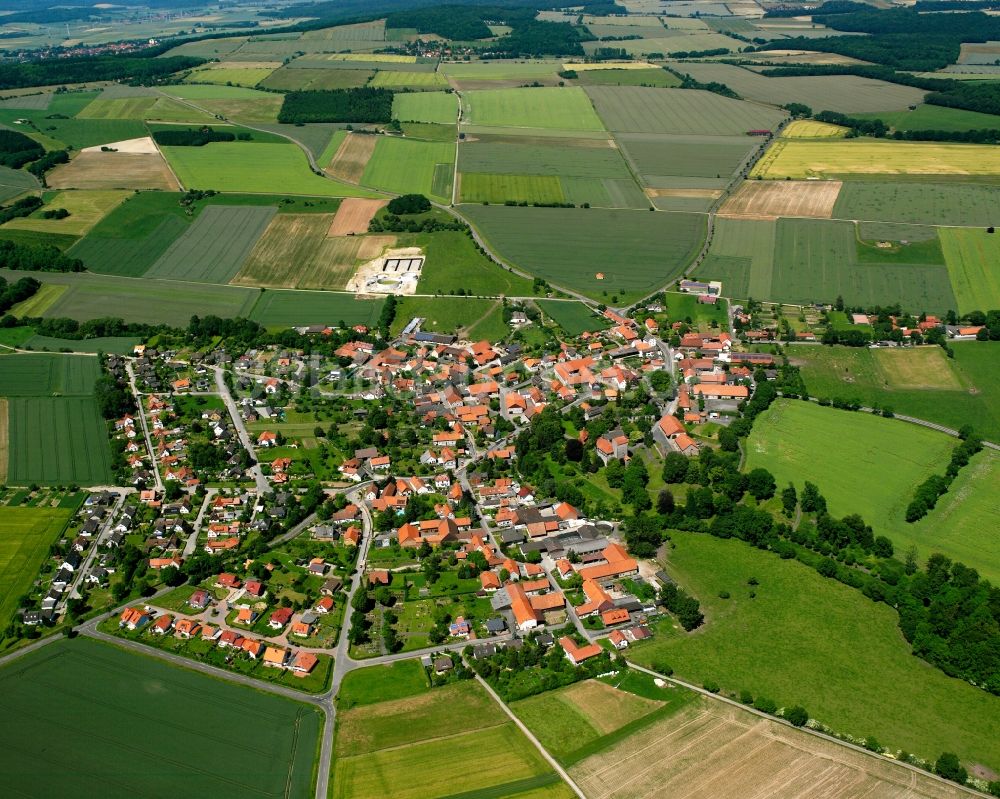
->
<box><xmin>0</xmin><ymin>238</ymin><xmax>83</xmax><ymax>272</ymax></box>
<box><xmin>905</xmin><ymin>428</ymin><xmax>983</xmax><ymax>521</ymax></box>
<box><xmin>152</xmin><ymin>128</ymin><xmax>249</xmax><ymax>147</ymax></box>
<box><xmin>0</xmin><ymin>130</ymin><xmax>45</xmax><ymax>169</ymax></box>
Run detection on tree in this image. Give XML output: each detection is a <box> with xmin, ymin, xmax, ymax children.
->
<box><xmin>800</xmin><ymin>481</ymin><xmax>826</xmax><ymax>514</ymax></box>
<box><xmin>565</xmin><ymin>438</ymin><xmax>583</xmax><ymax>462</ymax></box>
<box><xmin>656</xmin><ymin>489</ymin><xmax>675</xmax><ymax>515</ymax></box>
<box><xmin>746</xmin><ymin>468</ymin><xmax>776</xmax><ymax>501</ymax></box>
<box><xmin>783</xmin><ymin>705</ymin><xmax>809</xmax><ymax>727</ymax></box>
<box><xmin>935</xmin><ymin>753</ymin><xmax>968</xmax><ymax>785</ymax></box>
<box><xmin>662</xmin><ymin>452</ymin><xmax>689</xmax><ymax>483</ymax></box>
<box><xmin>781</xmin><ymin>483</ymin><xmax>797</xmax><ymax>518</ymax></box>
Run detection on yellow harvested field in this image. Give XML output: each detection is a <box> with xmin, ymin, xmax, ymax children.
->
<box><xmin>326</xmin><ymin>133</ymin><xmax>377</xmax><ymax>183</ymax></box>
<box><xmin>752</xmin><ymin>139</ymin><xmax>1000</xmax><ymax>179</ymax></box>
<box><xmin>4</xmin><ymin>190</ymin><xmax>129</xmax><ymax>235</ymax></box>
<box><xmin>328</xmin><ymin>198</ymin><xmax>387</xmax><ymax>235</ymax></box>
<box><xmin>572</xmin><ymin>698</ymin><xmax>974</xmax><ymax>799</ymax></box>
<box><xmin>719</xmin><ymin>180</ymin><xmax>842</xmax><ymax>219</ymax></box>
<box><xmin>232</xmin><ymin>213</ymin><xmax>395</xmax><ymax>290</ymax></box>
<box><xmin>0</xmin><ymin>398</ymin><xmax>8</xmax><ymax>483</ymax></box>
<box><xmin>558</xmin><ymin>680</ymin><xmax>662</xmax><ymax>734</ymax></box>
<box><xmin>782</xmin><ymin>119</ymin><xmax>849</xmax><ymax>139</ymax></box>
<box><xmin>46</xmin><ymin>151</ymin><xmax>180</xmax><ymax>191</ymax></box>
<box><xmin>563</xmin><ymin>61</ymin><xmax>656</xmax><ymax>70</ymax></box>
<box><xmin>873</xmin><ymin>346</ymin><xmax>966</xmax><ymax>391</ymax></box>
<box><xmin>10</xmin><ymin>283</ymin><xmax>65</xmax><ymax>317</ymax></box>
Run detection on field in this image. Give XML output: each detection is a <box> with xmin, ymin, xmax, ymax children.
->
<box><xmin>0</xmin><ymin>354</ymin><xmax>113</xmax><ymax>485</ymax></box>
<box><xmin>462</xmin><ymin>87</ymin><xmax>605</xmax><ymax>131</ymax></box>
<box><xmin>719</xmin><ymin>180</ymin><xmax>842</xmax><ymax>218</ymax></box>
<box><xmin>369</xmin><ymin>70</ymin><xmax>448</xmax><ymax>89</ymax></box>
<box><xmin>408</xmin><ymin>230</ymin><xmax>534</xmax><ymax>297</ymax></box>
<box><xmin>1</xmin><ymin>268</ymin><xmax>260</xmax><ymax>325</ymax></box>
<box><xmin>4</xmin><ymin>190</ymin><xmax>129</xmax><ymax>237</ymax></box>
<box><xmin>0</xmin><ymin>506</ymin><xmax>74</xmax><ymax>629</ymax></box>
<box><xmin>47</xmin><ymin>150</ymin><xmax>180</xmax><ymax>191</ymax></box>
<box><xmin>0</xmin><ymin>637</ymin><xmax>321</xmax><ymax>797</ymax></box>
<box><xmin>249</xmin><ymin>290</ymin><xmax>384</xmax><ymax>328</ymax></box>
<box><xmin>75</xmin><ymin>95</ymin><xmax>212</xmax><ymax>122</ymax></box>
<box><xmin>145</xmin><ymin>205</ymin><xmax>276</xmax><ymax>284</ymax></box>
<box><xmin>391</xmin><ymin>91</ymin><xmax>457</xmax><ymax>124</ymax></box>
<box><xmin>360</xmin><ymin>138</ymin><xmax>454</xmax><ymax>202</ymax></box>
<box><xmin>752</xmin><ymin>139</ymin><xmax>1000</xmax><ymax>179</ymax></box>
<box><xmin>234</xmin><ymin>215</ymin><xmax>394</xmax><ymax>290</ymax></box>
<box><xmin>390</xmin><ymin>296</ymin><xmax>500</xmax><ymax>336</ymax></box>
<box><xmin>833</xmin><ymin>181</ymin><xmax>1000</xmax><ymax>226</ymax></box>
<box><xmin>328</xmin><ymin>198</ymin><xmax>386</xmax><ymax>236</ymax></box>
<box><xmin>854</xmin><ymin>104</ymin><xmax>1000</xmax><ymax>133</ymax></box>
<box><xmin>745</xmin><ymin>398</ymin><xmax>1000</xmax><ymax>579</ymax></box>
<box><xmin>332</xmin><ymin>680</ymin><xmax>569</xmax><ymax>799</ymax></box>
<box><xmin>537</xmin><ymin>300</ymin><xmax>611</xmax><ymax>335</ymax></box>
<box><xmin>326</xmin><ymin>133</ymin><xmax>376</xmax><ymax>183</ymax></box>
<box><xmin>574</xmin><ymin>68</ymin><xmax>681</xmax><ymax>87</ymax></box>
<box><xmin>24</xmin><ymin>334</ymin><xmax>141</xmax><ymax>355</ymax></box>
<box><xmin>675</xmin><ymin>63</ymin><xmax>924</xmax><ymax>114</ymax></box>
<box><xmin>184</xmin><ymin>66</ymin><xmax>275</xmax><ymax>87</ymax></box>
<box><xmin>0</xmin><ymin>166</ymin><xmax>39</xmax><ymax>203</ymax></box>
<box><xmin>161</xmin><ymin>142</ymin><xmax>380</xmax><ymax>197</ymax></box>
<box><xmin>938</xmin><ymin>227</ymin><xmax>1000</xmax><ymax>314</ymax></box>
<box><xmin>262</xmin><ymin>67</ymin><xmax>374</xmax><ymax>91</ymax></box>
<box><xmin>781</xmin><ymin>119</ymin><xmax>848</xmax><ymax>138</ymax></box>
<box><xmin>336</xmin><ymin>658</ymin><xmax>428</xmax><ymax>709</ymax></box>
<box><xmin>585</xmin><ymin>86</ymin><xmax>786</xmax><ymax>135</ymax></box>
<box><xmin>629</xmin><ymin>531</ymin><xmax>1000</xmax><ymax>771</ymax></box>
<box><xmin>462</xmin><ymin>205</ymin><xmax>705</xmax><ymax>303</ymax></box>
<box><xmin>460</xmin><ymin>173</ymin><xmax>564</xmax><ymax>204</ymax></box>
<box><xmin>571</xmin><ymin>693</ymin><xmax>974</xmax><ymax>799</ymax></box>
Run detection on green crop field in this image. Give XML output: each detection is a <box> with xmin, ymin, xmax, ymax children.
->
<box><xmin>537</xmin><ymin>300</ymin><xmax>611</xmax><ymax>335</ymax></box>
<box><xmin>0</xmin><ymin>637</ymin><xmax>321</xmax><ymax>797</ymax></box>
<box><xmin>675</xmin><ymin>63</ymin><xmax>924</xmax><ymax>114</ymax></box>
<box><xmin>0</xmin><ymin>110</ymin><xmax>146</xmax><ymax>151</ymax></box>
<box><xmin>184</xmin><ymin>66</ymin><xmax>275</xmax><ymax>86</ymax></box>
<box><xmin>0</xmin><ymin>506</ymin><xmax>74</xmax><ymax>629</ymax></box>
<box><xmin>370</xmin><ymin>70</ymin><xmax>448</xmax><ymax>88</ymax></box>
<box><xmin>616</xmin><ymin>133</ymin><xmax>753</xmax><ymax>184</ymax></box>
<box><xmin>0</xmin><ymin>166</ymin><xmax>39</xmax><ymax>204</ymax></box>
<box><xmin>332</xmin><ymin>680</ymin><xmax>565</xmax><ymax>799</ymax></box>
<box><xmin>249</xmin><ymin>290</ymin><xmax>384</xmax><ymax>328</ymax></box>
<box><xmin>834</xmin><ymin>181</ymin><xmax>1000</xmax><ymax>226</ymax></box>
<box><xmin>854</xmin><ymin>104</ymin><xmax>1000</xmax><ymax>132</ymax></box>
<box><xmin>462</xmin><ymin>87</ymin><xmax>605</xmax><ymax>131</ymax></box>
<box><xmin>261</xmin><ymin>67</ymin><xmax>374</xmax><ymax>91</ymax></box>
<box><xmin>161</xmin><ymin>84</ymin><xmax>277</xmax><ymax>100</ymax></box>
<box><xmin>629</xmin><ymin>531</ymin><xmax>1000</xmax><ymax>771</ymax></box>
<box><xmin>24</xmin><ymin>334</ymin><xmax>141</xmax><ymax>355</ymax></box>
<box><xmin>145</xmin><ymin>205</ymin><xmax>276</xmax><ymax>283</ymax></box>
<box><xmin>337</xmin><ymin>659</ymin><xmax>428</xmax><ymax>709</ymax></box>
<box><xmin>575</xmin><ymin>68</ymin><xmax>681</xmax><ymax>87</ymax></box>
<box><xmin>392</xmin><ymin>91</ymin><xmax>458</xmax><ymax>124</ymax></box>
<box><xmin>462</xmin><ymin>205</ymin><xmax>705</xmax><ymax>304</ymax></box>
<box><xmin>938</xmin><ymin>227</ymin><xmax>1000</xmax><ymax>314</ymax></box>
<box><xmin>407</xmin><ymin>230</ymin><xmax>534</xmax><ymax>296</ymax></box>
<box><xmin>788</xmin><ymin>342</ymin><xmax>1000</xmax><ymax>446</ymax></box>
<box><xmin>585</xmin><ymin>86</ymin><xmax>786</xmax><ymax>135</ymax></box>
<box><xmin>360</xmin><ymin>138</ymin><xmax>454</xmax><ymax>202</ymax></box>
<box><xmin>441</xmin><ymin>61</ymin><xmax>562</xmax><ymax>81</ymax></box>
<box><xmin>696</xmin><ymin>217</ymin><xmax>775</xmax><ymax>300</ymax></box>
<box><xmin>1</xmin><ymin>268</ymin><xmax>260</xmax><ymax>325</ymax></box>
<box><xmin>161</xmin><ymin>142</ymin><xmax>381</xmax><ymax>197</ymax></box>
<box><xmin>0</xmin><ymin>354</ymin><xmax>113</xmax><ymax>485</ymax></box>
<box><xmin>390</xmin><ymin>296</ymin><xmax>499</xmax><ymax>336</ymax></box>
<box><xmin>460</xmin><ymin>173</ymin><xmax>565</xmax><ymax>204</ymax></box>
<box><xmin>458</xmin><ymin>139</ymin><xmax>630</xmax><ymax>178</ymax></box>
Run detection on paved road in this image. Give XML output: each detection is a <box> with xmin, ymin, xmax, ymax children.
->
<box><xmin>67</xmin><ymin>492</ymin><xmax>126</xmax><ymax>603</ymax></box>
<box><xmin>214</xmin><ymin>366</ymin><xmax>271</xmax><ymax>493</ymax></box>
<box><xmin>184</xmin><ymin>489</ymin><xmax>217</xmax><ymax>557</ymax></box>
<box><xmin>126</xmin><ymin>361</ymin><xmax>164</xmax><ymax>492</ymax></box>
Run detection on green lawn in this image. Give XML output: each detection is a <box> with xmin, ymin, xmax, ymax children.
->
<box><xmin>462</xmin><ymin>87</ymin><xmax>606</xmax><ymax>131</ymax></box>
<box><xmin>0</xmin><ymin>637</ymin><xmax>321</xmax><ymax>797</ymax></box>
<box><xmin>337</xmin><ymin>658</ymin><xmax>429</xmax><ymax>709</ymax></box>
<box><xmin>161</xmin><ymin>142</ymin><xmax>382</xmax><ymax>197</ymax></box>
<box><xmin>629</xmin><ymin>531</ymin><xmax>1000</xmax><ymax>771</ymax></box>
<box><xmin>0</xmin><ymin>506</ymin><xmax>75</xmax><ymax>629</ymax></box>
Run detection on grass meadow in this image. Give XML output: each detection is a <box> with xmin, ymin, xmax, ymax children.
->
<box><xmin>407</xmin><ymin>230</ymin><xmax>534</xmax><ymax>297</ymax></box>
<box><xmin>462</xmin><ymin>87</ymin><xmax>605</xmax><ymax>131</ymax></box>
<box><xmin>854</xmin><ymin>104</ymin><xmax>1000</xmax><ymax>132</ymax></box>
<box><xmin>460</xmin><ymin>173</ymin><xmax>564</xmax><ymax>204</ymax></box>
<box><xmin>249</xmin><ymin>290</ymin><xmax>384</xmax><ymax>328</ymax></box>
<box><xmin>938</xmin><ymin>227</ymin><xmax>1000</xmax><ymax>314</ymax></box>
<box><xmin>5</xmin><ymin>190</ymin><xmax>129</xmax><ymax>237</ymax></box>
<box><xmin>369</xmin><ymin>70</ymin><xmax>448</xmax><ymax>89</ymax></box>
<box><xmin>629</xmin><ymin>531</ymin><xmax>1000</xmax><ymax>771</ymax></box>
<box><xmin>0</xmin><ymin>637</ymin><xmax>321</xmax><ymax>797</ymax></box>
<box><xmin>360</xmin><ymin>138</ymin><xmax>454</xmax><ymax>202</ymax></box>
<box><xmin>537</xmin><ymin>300</ymin><xmax>610</xmax><ymax>335</ymax></box>
<box><xmin>161</xmin><ymin>142</ymin><xmax>381</xmax><ymax>197</ymax></box>
<box><xmin>337</xmin><ymin>658</ymin><xmax>428</xmax><ymax>709</ymax></box>
<box><xmin>0</xmin><ymin>506</ymin><xmax>75</xmax><ymax>628</ymax></box>
<box><xmin>392</xmin><ymin>91</ymin><xmax>458</xmax><ymax>124</ymax></box>
<box><xmin>462</xmin><ymin>205</ymin><xmax>705</xmax><ymax>304</ymax></box>
<box><xmin>390</xmin><ymin>296</ymin><xmax>499</xmax><ymax>336</ymax></box>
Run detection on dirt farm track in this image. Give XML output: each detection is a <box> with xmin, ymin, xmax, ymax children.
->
<box><xmin>570</xmin><ymin>699</ymin><xmax>973</xmax><ymax>799</ymax></box>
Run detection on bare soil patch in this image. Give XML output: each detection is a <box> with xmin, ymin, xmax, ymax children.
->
<box><xmin>328</xmin><ymin>198</ymin><xmax>387</xmax><ymax>235</ymax></box>
<box><xmin>47</xmin><ymin>150</ymin><xmax>180</xmax><ymax>191</ymax></box>
<box><xmin>326</xmin><ymin>133</ymin><xmax>377</xmax><ymax>183</ymax></box>
<box><xmin>720</xmin><ymin>179</ymin><xmax>842</xmax><ymax>219</ymax></box>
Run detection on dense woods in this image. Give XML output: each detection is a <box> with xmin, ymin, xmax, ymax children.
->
<box><xmin>152</xmin><ymin>128</ymin><xmax>244</xmax><ymax>147</ymax></box>
<box><xmin>0</xmin><ymin>239</ymin><xmax>84</xmax><ymax>273</ymax></box>
<box><xmin>0</xmin><ymin>131</ymin><xmax>45</xmax><ymax>169</ymax></box>
<box><xmin>277</xmin><ymin>88</ymin><xmax>394</xmax><ymax>124</ymax></box>
<box><xmin>0</xmin><ymin>55</ymin><xmax>204</xmax><ymax>91</ymax></box>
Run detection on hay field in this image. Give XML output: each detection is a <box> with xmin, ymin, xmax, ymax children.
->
<box><xmin>326</xmin><ymin>133</ymin><xmax>377</xmax><ymax>183</ymax></box>
<box><xmin>460</xmin><ymin>173</ymin><xmax>565</xmax><ymax>204</ymax></box>
<box><xmin>46</xmin><ymin>150</ymin><xmax>180</xmax><ymax>191</ymax></box>
<box><xmin>233</xmin><ymin>214</ymin><xmax>395</xmax><ymax>289</ymax></box>
<box><xmin>261</xmin><ymin>66</ymin><xmax>374</xmax><ymax>91</ymax></box>
<box><xmin>587</xmin><ymin>86</ymin><xmax>786</xmax><ymax>135</ymax></box>
<box><xmin>676</xmin><ymin>63</ymin><xmax>924</xmax><ymax>114</ymax></box>
<box><xmin>0</xmin><ymin>638</ymin><xmax>321</xmax><ymax>797</ymax></box>
<box><xmin>328</xmin><ymin>198</ymin><xmax>386</xmax><ymax>235</ymax></box>
<box><xmin>0</xmin><ymin>505</ymin><xmax>74</xmax><ymax>627</ymax></box>
<box><xmin>572</xmin><ymin>696</ymin><xmax>974</xmax><ymax>799</ymax></box>
<box><xmin>184</xmin><ymin>66</ymin><xmax>276</xmax><ymax>86</ymax></box>
<box><xmin>146</xmin><ymin>205</ymin><xmax>275</xmax><ymax>283</ymax></box>
<box><xmin>938</xmin><ymin>227</ymin><xmax>1000</xmax><ymax>314</ymax></box>
<box><xmin>719</xmin><ymin>180</ymin><xmax>842</xmax><ymax>218</ymax></box>
<box><xmin>4</xmin><ymin>190</ymin><xmax>129</xmax><ymax>236</ymax></box>
<box><xmin>752</xmin><ymin>139</ymin><xmax>1000</xmax><ymax>179</ymax></box>
<box><xmin>369</xmin><ymin>70</ymin><xmax>448</xmax><ymax>88</ymax></box>
<box><xmin>462</xmin><ymin>87</ymin><xmax>605</xmax><ymax>131</ymax></box>
<box><xmin>391</xmin><ymin>91</ymin><xmax>458</xmax><ymax>124</ymax></box>
<box><xmin>782</xmin><ymin>119</ymin><xmax>848</xmax><ymax>138</ymax></box>
<box><xmin>874</xmin><ymin>346</ymin><xmax>966</xmax><ymax>390</ymax></box>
